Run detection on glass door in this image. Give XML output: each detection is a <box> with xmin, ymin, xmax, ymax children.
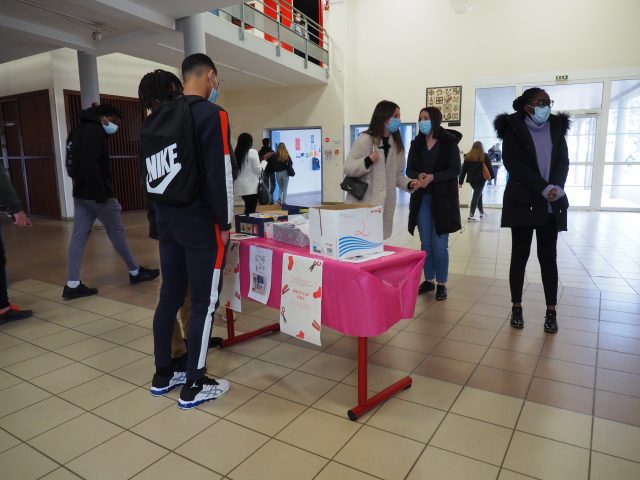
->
<box><xmin>564</xmin><ymin>113</ymin><xmax>598</xmax><ymax>207</ymax></box>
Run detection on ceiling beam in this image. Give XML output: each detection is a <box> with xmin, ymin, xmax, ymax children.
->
<box><xmin>0</xmin><ymin>13</ymin><xmax>96</xmax><ymax>52</ymax></box>
<box><xmin>65</xmin><ymin>0</ymin><xmax>175</xmax><ymax>32</ymax></box>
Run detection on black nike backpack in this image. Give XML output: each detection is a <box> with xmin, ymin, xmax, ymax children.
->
<box><xmin>139</xmin><ymin>96</ymin><xmax>204</xmax><ymax>206</ymax></box>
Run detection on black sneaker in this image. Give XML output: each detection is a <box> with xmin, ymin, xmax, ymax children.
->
<box><xmin>418</xmin><ymin>281</ymin><xmax>435</xmax><ymax>295</ymax></box>
<box><xmin>544</xmin><ymin>310</ymin><xmax>558</xmax><ymax>333</ymax></box>
<box><xmin>435</xmin><ymin>284</ymin><xmax>448</xmax><ymax>301</ymax></box>
<box><xmin>179</xmin><ymin>376</ymin><xmax>230</xmax><ymax>409</ymax></box>
<box><xmin>150</xmin><ymin>370</ymin><xmax>187</xmax><ymax>396</ymax></box>
<box><xmin>0</xmin><ymin>307</ymin><xmax>33</xmax><ymax>325</ymax></box>
<box><xmin>511</xmin><ymin>307</ymin><xmax>524</xmax><ymax>329</ymax></box>
<box><xmin>63</xmin><ymin>282</ymin><xmax>98</xmax><ymax>300</ymax></box>
<box><xmin>130</xmin><ymin>266</ymin><xmax>160</xmax><ymax>284</ymax></box>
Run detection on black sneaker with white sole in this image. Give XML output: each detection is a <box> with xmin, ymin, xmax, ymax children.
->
<box><xmin>435</xmin><ymin>284</ymin><xmax>448</xmax><ymax>301</ymax></box>
<box><xmin>130</xmin><ymin>266</ymin><xmax>160</xmax><ymax>284</ymax></box>
<box><xmin>62</xmin><ymin>282</ymin><xmax>98</xmax><ymax>300</ymax></box>
<box><xmin>150</xmin><ymin>370</ymin><xmax>187</xmax><ymax>396</ymax></box>
<box><xmin>179</xmin><ymin>376</ymin><xmax>230</xmax><ymax>409</ymax></box>
<box><xmin>544</xmin><ymin>310</ymin><xmax>558</xmax><ymax>333</ymax></box>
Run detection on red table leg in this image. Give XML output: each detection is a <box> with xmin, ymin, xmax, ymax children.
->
<box><xmin>347</xmin><ymin>336</ymin><xmax>412</xmax><ymax>421</ymax></box>
<box><xmin>210</xmin><ymin>307</ymin><xmax>280</xmax><ymax>348</ymax></box>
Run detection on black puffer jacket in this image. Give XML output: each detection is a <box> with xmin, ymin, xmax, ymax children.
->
<box><xmin>407</xmin><ymin>128</ymin><xmax>462</xmax><ymax>235</ymax></box>
<box><xmin>494</xmin><ymin>112</ymin><xmax>570</xmax><ymax>231</ymax></box>
<box><xmin>459</xmin><ymin>153</ymin><xmax>494</xmax><ymax>186</ymax></box>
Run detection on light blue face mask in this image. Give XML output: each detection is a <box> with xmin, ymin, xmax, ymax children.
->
<box><xmin>531</xmin><ymin>105</ymin><xmax>551</xmax><ymax>124</ymax></box>
<box><xmin>208</xmin><ymin>77</ymin><xmax>219</xmax><ymax>104</ymax></box>
<box><xmin>386</xmin><ymin>117</ymin><xmax>401</xmax><ymax>134</ymax></box>
<box><xmin>419</xmin><ymin>120</ymin><xmax>432</xmax><ymax>135</ymax></box>
<box><xmin>102</xmin><ymin>122</ymin><xmax>118</xmax><ymax>135</ymax></box>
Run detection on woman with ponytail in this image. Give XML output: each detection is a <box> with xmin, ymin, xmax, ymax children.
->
<box><xmin>494</xmin><ymin>88</ymin><xmax>570</xmax><ymax>334</ymax></box>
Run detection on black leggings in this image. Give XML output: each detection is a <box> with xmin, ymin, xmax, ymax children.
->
<box><xmin>242</xmin><ymin>194</ymin><xmax>258</xmax><ymax>215</ymax></box>
<box><xmin>470</xmin><ymin>182</ymin><xmax>485</xmax><ymax>216</ymax></box>
<box><xmin>509</xmin><ymin>215</ymin><xmax>558</xmax><ymax>306</ymax></box>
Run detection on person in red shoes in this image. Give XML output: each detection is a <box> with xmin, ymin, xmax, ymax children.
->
<box><xmin>0</xmin><ymin>169</ymin><xmax>33</xmax><ymax>324</ymax></box>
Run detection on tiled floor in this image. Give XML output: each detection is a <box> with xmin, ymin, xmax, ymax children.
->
<box><xmin>1</xmin><ymin>205</ymin><xmax>640</xmax><ymax>479</ymax></box>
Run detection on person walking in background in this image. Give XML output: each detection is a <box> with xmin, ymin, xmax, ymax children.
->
<box><xmin>63</xmin><ymin>103</ymin><xmax>159</xmax><ymax>300</ymax></box>
<box><xmin>258</xmin><ymin>138</ymin><xmax>276</xmax><ymax>204</ymax></box>
<box><xmin>487</xmin><ymin>143</ymin><xmax>502</xmax><ymax>186</ymax></box>
<box><xmin>0</xmin><ymin>169</ymin><xmax>33</xmax><ymax>324</ymax></box>
<box><xmin>495</xmin><ymin>87</ymin><xmax>570</xmax><ymax>334</ymax></box>
<box><xmin>345</xmin><ymin>100</ymin><xmax>418</xmax><ymax>239</ymax></box>
<box><xmin>267</xmin><ymin>142</ymin><xmax>294</xmax><ymax>205</ymax></box>
<box><xmin>234</xmin><ymin>133</ymin><xmax>267</xmax><ymax>214</ymax></box>
<box><xmin>407</xmin><ymin>107</ymin><xmax>462</xmax><ymax>301</ymax></box>
<box><xmin>459</xmin><ymin>141</ymin><xmax>495</xmax><ymax>221</ymax></box>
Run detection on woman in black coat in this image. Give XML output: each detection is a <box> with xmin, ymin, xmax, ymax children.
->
<box><xmin>459</xmin><ymin>141</ymin><xmax>495</xmax><ymax>221</ymax></box>
<box><xmin>407</xmin><ymin>106</ymin><xmax>462</xmax><ymax>301</ymax></box>
<box><xmin>494</xmin><ymin>87</ymin><xmax>570</xmax><ymax>334</ymax></box>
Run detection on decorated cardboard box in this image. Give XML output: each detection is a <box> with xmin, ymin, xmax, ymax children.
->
<box><xmin>235</xmin><ymin>213</ymin><xmax>287</xmax><ymax>237</ymax></box>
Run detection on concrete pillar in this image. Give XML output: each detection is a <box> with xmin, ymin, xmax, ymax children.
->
<box><xmin>177</xmin><ymin>13</ymin><xmax>207</xmax><ymax>56</ymax></box>
<box><xmin>77</xmin><ymin>51</ymin><xmax>100</xmax><ymax>108</ymax></box>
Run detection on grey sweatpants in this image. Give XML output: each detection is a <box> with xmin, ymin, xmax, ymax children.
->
<box><xmin>67</xmin><ymin>198</ymin><xmax>138</xmax><ymax>281</ymax></box>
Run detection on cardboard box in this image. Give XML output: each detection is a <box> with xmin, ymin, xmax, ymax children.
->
<box><xmin>235</xmin><ymin>214</ymin><xmax>287</xmax><ymax>237</ymax></box>
<box><xmin>309</xmin><ymin>204</ymin><xmax>383</xmax><ymax>260</ymax></box>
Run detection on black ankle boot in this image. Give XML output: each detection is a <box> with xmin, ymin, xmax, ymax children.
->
<box><xmin>510</xmin><ymin>307</ymin><xmax>524</xmax><ymax>329</ymax></box>
<box><xmin>544</xmin><ymin>310</ymin><xmax>558</xmax><ymax>333</ymax></box>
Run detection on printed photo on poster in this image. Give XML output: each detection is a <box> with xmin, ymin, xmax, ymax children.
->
<box><xmin>248</xmin><ymin>245</ymin><xmax>273</xmax><ymax>304</ymax></box>
<box><xmin>280</xmin><ymin>254</ymin><xmax>323</xmax><ymax>346</ymax></box>
<box><xmin>220</xmin><ymin>240</ymin><xmax>241</xmax><ymax>312</ymax></box>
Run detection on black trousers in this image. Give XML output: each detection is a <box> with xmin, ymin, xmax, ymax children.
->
<box><xmin>470</xmin><ymin>182</ymin><xmax>485</xmax><ymax>216</ymax></box>
<box><xmin>242</xmin><ymin>194</ymin><xmax>258</xmax><ymax>215</ymax></box>
<box><xmin>268</xmin><ymin>172</ymin><xmax>276</xmax><ymax>204</ymax></box>
<box><xmin>509</xmin><ymin>214</ymin><xmax>558</xmax><ymax>306</ymax></box>
<box><xmin>153</xmin><ymin>221</ymin><xmax>226</xmax><ymax>381</ymax></box>
<box><xmin>0</xmin><ymin>226</ymin><xmax>8</xmax><ymax>309</ymax></box>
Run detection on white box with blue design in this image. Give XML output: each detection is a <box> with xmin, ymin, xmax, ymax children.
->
<box><xmin>309</xmin><ymin>204</ymin><xmax>383</xmax><ymax>260</ymax></box>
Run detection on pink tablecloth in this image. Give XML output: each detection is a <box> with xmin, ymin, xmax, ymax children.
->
<box><xmin>238</xmin><ymin>238</ymin><xmax>425</xmax><ymax>337</ymax></box>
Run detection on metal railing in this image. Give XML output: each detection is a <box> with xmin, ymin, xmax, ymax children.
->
<box><xmin>212</xmin><ymin>0</ymin><xmax>329</xmax><ymax>75</ymax></box>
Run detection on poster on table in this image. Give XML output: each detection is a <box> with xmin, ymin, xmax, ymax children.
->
<box><xmin>219</xmin><ymin>240</ymin><xmax>241</xmax><ymax>312</ymax></box>
<box><xmin>248</xmin><ymin>245</ymin><xmax>273</xmax><ymax>304</ymax></box>
<box><xmin>280</xmin><ymin>254</ymin><xmax>323</xmax><ymax>346</ymax></box>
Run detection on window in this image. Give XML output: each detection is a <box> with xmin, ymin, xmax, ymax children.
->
<box><xmin>524</xmin><ymin>82</ymin><xmax>604</xmax><ymax>111</ymax></box>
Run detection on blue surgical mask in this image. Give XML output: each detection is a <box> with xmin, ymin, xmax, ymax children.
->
<box><xmin>419</xmin><ymin>120</ymin><xmax>432</xmax><ymax>135</ymax></box>
<box><xmin>102</xmin><ymin>122</ymin><xmax>118</xmax><ymax>135</ymax></box>
<box><xmin>531</xmin><ymin>105</ymin><xmax>551</xmax><ymax>124</ymax></box>
<box><xmin>208</xmin><ymin>78</ymin><xmax>219</xmax><ymax>104</ymax></box>
<box><xmin>386</xmin><ymin>117</ymin><xmax>401</xmax><ymax>134</ymax></box>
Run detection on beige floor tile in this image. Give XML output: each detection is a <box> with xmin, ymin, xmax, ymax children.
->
<box><xmin>413</xmin><ymin>355</ymin><xmax>476</xmax><ymax>385</ymax></box>
<box><xmin>229</xmin><ymin>439</ymin><xmax>327</xmax><ymax>480</ymax></box>
<box><xmin>0</xmin><ymin>428</ymin><xmax>21</xmax><ymax>454</ymax></box>
<box><xmin>109</xmin><ymin>355</ymin><xmax>155</xmax><ymax>385</ymax></box>
<box><xmin>266</xmin><ymin>370</ymin><xmax>336</xmax><ymax>405</ymax></box>
<box><xmin>516</xmin><ymin>401</ymin><xmax>592</xmax><ymax>448</ymax></box>
<box><xmin>58</xmin><ymin>374</ymin><xmax>136</xmax><ymax>410</ymax></box>
<box><xmin>0</xmin><ymin>332</ymin><xmax>24</xmax><ymax>351</ymax></box>
<box><xmin>396</xmin><ymin>374</ymin><xmax>462</xmax><ymax>410</ymax></box>
<box><xmin>176</xmin><ymin>419</ymin><xmax>268</xmax><ymax>475</ymax></box>
<box><xmin>131</xmin><ymin>453</ymin><xmax>221</xmax><ymax>480</ymax></box>
<box><xmin>313</xmin><ymin>383</ymin><xmax>377</xmax><ymax>420</ymax></box>
<box><xmin>446</xmin><ymin>325</ymin><xmax>497</xmax><ymax>346</ymax></box>
<box><xmin>592</xmin><ymin>417</ymin><xmax>640</xmax><ymax>462</ymax></box>
<box><xmin>98</xmin><ymin>324</ymin><xmax>150</xmax><ymax>344</ymax></box>
<box><xmin>451</xmin><ymin>387</ymin><xmax>523</xmax><ymax>428</ymax></box>
<box><xmin>73</xmin><ymin>317</ymin><xmax>129</xmax><ymax>336</ymax></box>
<box><xmin>226</xmin><ymin>392</ymin><xmax>306</xmax><ymax>436</ymax></box>
<box><xmin>298</xmin><ymin>352</ymin><xmax>356</xmax><ymax>381</ymax></box>
<box><xmin>2</xmin><ymin>318</ymin><xmax>65</xmax><ymax>341</ymax></box>
<box><xmin>204</xmin><ymin>349</ymin><xmax>253</xmax><ymax>377</ymax></box>
<box><xmin>0</xmin><ymin>370</ymin><xmax>23</xmax><ymax>390</ymax></box>
<box><xmin>28</xmin><ymin>413</ymin><xmax>123</xmax><ymax>463</ymax></box>
<box><xmin>430</xmin><ymin>339</ymin><xmax>488</xmax><ymax>363</ymax></box>
<box><xmin>503</xmin><ymin>431</ymin><xmax>590</xmax><ymax>480</ymax></box>
<box><xmin>0</xmin><ymin>443</ymin><xmax>59</xmax><ymax>480</ymax></box>
<box><xmin>82</xmin><ymin>345</ymin><xmax>147</xmax><ymax>372</ymax></box>
<box><xmin>258</xmin><ymin>342</ymin><xmax>319</xmax><ymax>368</ymax></box>
<box><xmin>497</xmin><ymin>471</ymin><xmax>538</xmax><ymax>480</ymax></box>
<box><xmin>342</xmin><ymin>364</ymin><xmax>410</xmax><ymax>393</ymax></box>
<box><xmin>367</xmin><ymin>398</ymin><xmax>445</xmax><ymax>442</ymax></box>
<box><xmin>324</xmin><ymin>336</ymin><xmax>382</xmax><ymax>359</ymax></box>
<box><xmin>0</xmin><ymin>343</ymin><xmax>48</xmax><ymax>368</ymax></box>
<box><xmin>314</xmin><ymin>462</ymin><xmax>379</xmax><ymax>480</ymax></box>
<box><xmin>534</xmin><ymin>357</ymin><xmax>596</xmax><ymax>388</ymax></box>
<box><xmin>590</xmin><ymin>452</ymin><xmax>640</xmax><ymax>480</ymax></box>
<box><xmin>0</xmin><ymin>382</ymin><xmax>51</xmax><ymax>417</ymax></box>
<box><xmin>386</xmin><ymin>331</ymin><xmax>440</xmax><ymax>353</ymax></box>
<box><xmin>526</xmin><ymin>377</ymin><xmax>594</xmax><ymax>415</ymax></box>
<box><xmin>39</xmin><ymin>468</ymin><xmax>83</xmax><ymax>480</ymax></box>
<box><xmin>132</xmin><ymin>404</ymin><xmax>218</xmax><ymax>449</ymax></box>
<box><xmin>31</xmin><ymin>330</ymin><xmax>90</xmax><ymax>350</ymax></box>
<box><xmin>225</xmin><ymin>359</ymin><xmax>292</xmax><ymax>390</ymax></box>
<box><xmin>335</xmin><ymin>425</ymin><xmax>424</xmax><ymax>480</ymax></box>
<box><xmin>110</xmin><ymin>306</ymin><xmax>154</xmax><ymax>323</ymax></box>
<box><xmin>196</xmin><ymin>381</ymin><xmax>260</xmax><ymax>417</ymax></box>
<box><xmin>55</xmin><ymin>337</ymin><xmax>117</xmax><ymax>361</ymax></box>
<box><xmin>0</xmin><ymin>396</ymin><xmax>84</xmax><ymax>440</ymax></box>
<box><xmin>276</xmin><ymin>408</ymin><xmax>360</xmax><ymax>458</ymax></box>
<box><xmin>430</xmin><ymin>413</ymin><xmax>512</xmax><ymax>466</ymax></box>
<box><xmin>4</xmin><ymin>352</ymin><xmax>74</xmax><ymax>380</ymax></box>
<box><xmin>30</xmin><ymin>363</ymin><xmax>103</xmax><ymax>394</ymax></box>
<box><xmin>225</xmin><ymin>335</ymin><xmax>282</xmax><ymax>358</ymax></box>
<box><xmin>480</xmin><ymin>347</ymin><xmax>539</xmax><ymax>375</ymax></box>
<box><xmin>407</xmin><ymin>446</ymin><xmax>499</xmax><ymax>480</ymax></box>
<box><xmin>92</xmin><ymin>387</ymin><xmax>174</xmax><ymax>428</ymax></box>
<box><xmin>66</xmin><ymin>432</ymin><xmax>167</xmax><ymax>480</ymax></box>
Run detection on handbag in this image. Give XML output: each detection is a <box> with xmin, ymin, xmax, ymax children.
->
<box><xmin>257</xmin><ymin>171</ymin><xmax>271</xmax><ymax>205</ymax></box>
<box><xmin>482</xmin><ymin>161</ymin><xmax>491</xmax><ymax>181</ymax></box>
<box><xmin>287</xmin><ymin>164</ymin><xmax>296</xmax><ymax>177</ymax></box>
<box><xmin>340</xmin><ymin>176</ymin><xmax>368</xmax><ymax>200</ymax></box>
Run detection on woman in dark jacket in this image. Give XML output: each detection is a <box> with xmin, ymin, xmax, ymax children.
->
<box><xmin>407</xmin><ymin>106</ymin><xmax>462</xmax><ymax>301</ymax></box>
<box><xmin>494</xmin><ymin>87</ymin><xmax>570</xmax><ymax>334</ymax></box>
<box><xmin>459</xmin><ymin>141</ymin><xmax>495</xmax><ymax>221</ymax></box>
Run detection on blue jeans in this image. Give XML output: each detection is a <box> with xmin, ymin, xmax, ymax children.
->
<box><xmin>416</xmin><ymin>194</ymin><xmax>449</xmax><ymax>283</ymax></box>
<box><xmin>275</xmin><ymin>171</ymin><xmax>290</xmax><ymax>204</ymax></box>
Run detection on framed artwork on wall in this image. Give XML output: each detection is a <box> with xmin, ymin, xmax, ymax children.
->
<box><xmin>426</xmin><ymin>85</ymin><xmax>462</xmax><ymax>123</ymax></box>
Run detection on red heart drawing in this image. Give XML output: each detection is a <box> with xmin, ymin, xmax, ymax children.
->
<box><xmin>288</xmin><ymin>256</ymin><xmax>294</xmax><ymax>271</ymax></box>
<box><xmin>234</xmin><ymin>264</ymin><xmax>240</xmax><ymax>273</ymax></box>
<box><xmin>313</xmin><ymin>286</ymin><xmax>322</xmax><ymax>299</ymax></box>
<box><xmin>296</xmin><ymin>330</ymin><xmax>305</xmax><ymax>339</ymax></box>
<box><xmin>224</xmin><ymin>300</ymin><xmax>231</xmax><ymax>308</ymax></box>
<box><xmin>312</xmin><ymin>320</ymin><xmax>320</xmax><ymax>331</ymax></box>
<box><xmin>282</xmin><ymin>284</ymin><xmax>290</xmax><ymax>295</ymax></box>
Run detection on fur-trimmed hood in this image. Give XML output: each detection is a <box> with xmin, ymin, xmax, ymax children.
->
<box><xmin>494</xmin><ymin>112</ymin><xmax>571</xmax><ymax>139</ymax></box>
<box><xmin>413</xmin><ymin>127</ymin><xmax>463</xmax><ymax>146</ymax></box>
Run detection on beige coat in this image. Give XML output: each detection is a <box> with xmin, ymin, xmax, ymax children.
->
<box><xmin>344</xmin><ymin>133</ymin><xmax>412</xmax><ymax>239</ymax></box>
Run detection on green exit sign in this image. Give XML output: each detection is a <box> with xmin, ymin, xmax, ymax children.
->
<box><xmin>556</xmin><ymin>75</ymin><xmax>568</xmax><ymax>81</ymax></box>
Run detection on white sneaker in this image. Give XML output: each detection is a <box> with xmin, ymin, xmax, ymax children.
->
<box><xmin>480</xmin><ymin>212</ymin><xmax>486</xmax><ymax>219</ymax></box>
<box><xmin>468</xmin><ymin>216</ymin><xmax>477</xmax><ymax>222</ymax></box>
<box><xmin>178</xmin><ymin>377</ymin><xmax>230</xmax><ymax>409</ymax></box>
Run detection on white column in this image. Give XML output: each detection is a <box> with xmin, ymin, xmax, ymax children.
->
<box><xmin>177</xmin><ymin>13</ymin><xmax>207</xmax><ymax>56</ymax></box>
<box><xmin>77</xmin><ymin>51</ymin><xmax>100</xmax><ymax>108</ymax></box>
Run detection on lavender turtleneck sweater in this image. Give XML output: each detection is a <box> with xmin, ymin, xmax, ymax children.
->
<box><xmin>525</xmin><ymin>116</ymin><xmax>555</xmax><ymax>212</ymax></box>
